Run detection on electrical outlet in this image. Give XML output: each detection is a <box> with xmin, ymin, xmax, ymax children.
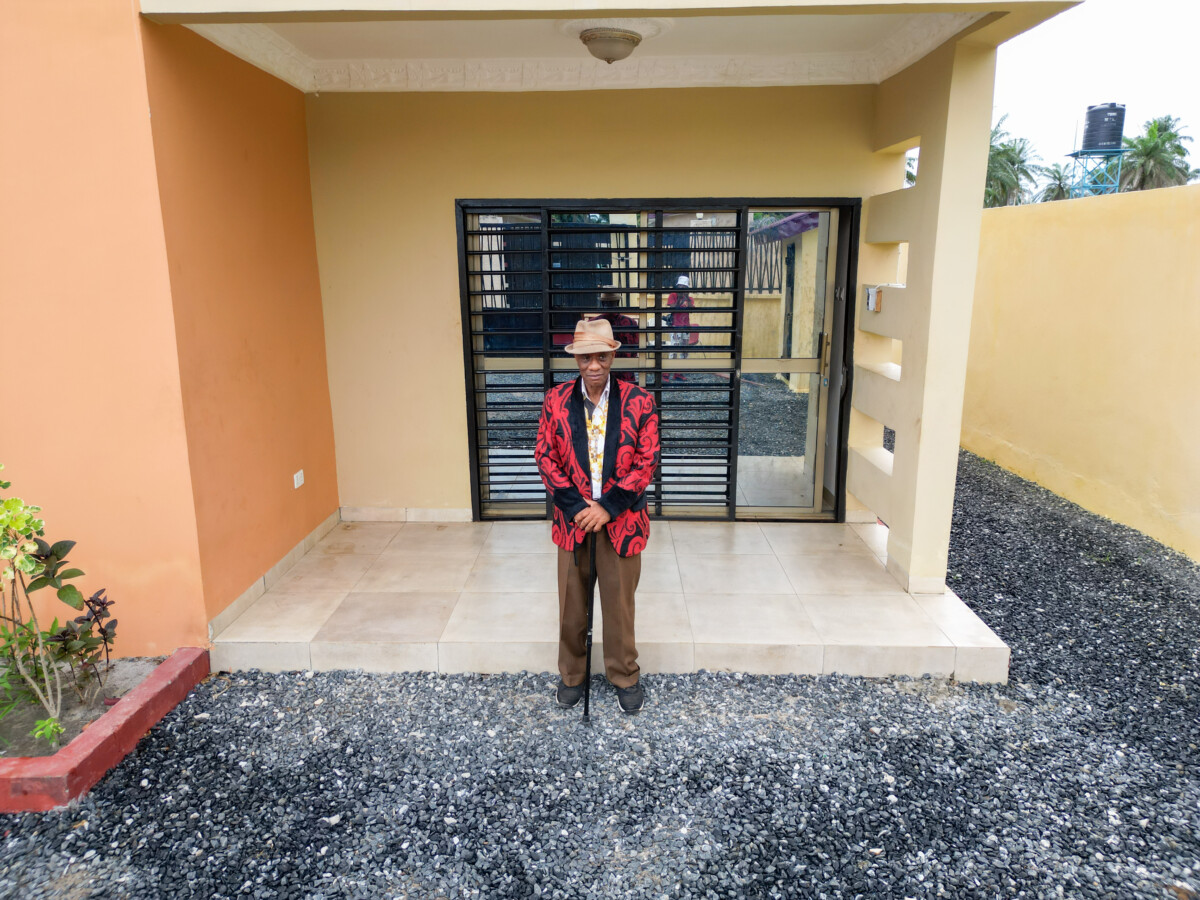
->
<box><xmin>294</xmin><ymin>469</ymin><xmax>304</xmax><ymax>489</ymax></box>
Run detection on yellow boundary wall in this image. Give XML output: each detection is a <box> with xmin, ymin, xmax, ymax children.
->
<box><xmin>964</xmin><ymin>184</ymin><xmax>1200</xmax><ymax>560</ymax></box>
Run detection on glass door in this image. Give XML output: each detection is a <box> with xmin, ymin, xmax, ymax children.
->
<box><xmin>458</xmin><ymin>200</ymin><xmax>848</xmax><ymax>522</ymax></box>
<box><xmin>735</xmin><ymin>209</ymin><xmax>837</xmax><ymax>517</ymax></box>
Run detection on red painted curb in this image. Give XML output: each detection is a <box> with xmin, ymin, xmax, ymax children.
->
<box><xmin>0</xmin><ymin>647</ymin><xmax>210</xmax><ymax>813</ymax></box>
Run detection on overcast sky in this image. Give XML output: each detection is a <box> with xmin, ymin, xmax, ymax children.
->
<box><xmin>992</xmin><ymin>0</ymin><xmax>1200</xmax><ymax>171</ymax></box>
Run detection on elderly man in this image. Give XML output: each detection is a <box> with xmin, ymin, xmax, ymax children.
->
<box><xmin>534</xmin><ymin>317</ymin><xmax>660</xmax><ymax>714</ymax></box>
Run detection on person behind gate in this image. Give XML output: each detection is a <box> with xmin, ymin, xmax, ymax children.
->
<box><xmin>534</xmin><ymin>316</ymin><xmax>661</xmax><ymax>714</ymax></box>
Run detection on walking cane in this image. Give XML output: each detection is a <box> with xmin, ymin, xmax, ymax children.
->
<box><xmin>582</xmin><ymin>531</ymin><xmax>598</xmax><ymax>724</ymax></box>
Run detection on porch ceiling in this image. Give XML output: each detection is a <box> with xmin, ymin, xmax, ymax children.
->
<box><xmin>178</xmin><ymin>10</ymin><xmax>988</xmax><ymax>92</ymax></box>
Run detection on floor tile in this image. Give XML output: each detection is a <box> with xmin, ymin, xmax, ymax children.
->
<box><xmin>590</xmin><ymin>639</ymin><xmax>693</xmax><ymax>675</ymax></box>
<box><xmin>310</xmin><ymin>641</ymin><xmax>439</xmax><ymax>673</ymax></box>
<box><xmin>822</xmin><ymin>645</ymin><xmax>956</xmax><ymax>678</ymax></box>
<box><xmin>910</xmin><ymin>590</ymin><xmax>1006</xmax><ymax>648</ymax></box>
<box><xmin>676</xmin><ymin>554</ymin><xmax>793</xmax><ymax>594</ymax></box>
<box><xmin>440</xmin><ymin>592</ymin><xmax>559</xmax><ymax>643</ymax></box>
<box><xmin>271</xmin><ymin>554</ymin><xmax>373</xmax><ymax>593</ymax></box>
<box><xmin>312</xmin><ymin>592</ymin><xmax>458</xmax><ymax>643</ymax></box>
<box><xmin>439</xmin><ymin>592</ymin><xmax>558</xmax><ymax>675</ymax></box>
<box><xmin>210</xmin><ymin>641</ymin><xmax>311</xmax><ymax>673</ymax></box>
<box><xmin>632</xmin><ymin>593</ymin><xmax>692</xmax><ymax>644</ymax></box>
<box><xmin>383</xmin><ymin>523</ymin><xmax>492</xmax><ymax>556</ymax></box>
<box><xmin>799</xmin><ymin>593</ymin><xmax>953</xmax><ymax>647</ymax></box>
<box><xmin>217</xmin><ymin>591</ymin><xmax>346</xmax><ymax>643</ymax></box>
<box><xmin>588</xmin><ymin>592</ymin><xmax>691</xmax><ymax>677</ymax></box>
<box><xmin>759</xmin><ymin>523</ymin><xmax>877</xmax><ymax>557</ymax></box>
<box><xmin>356</xmin><ymin>554</ymin><xmax>476</xmax><ymax>593</ymax></box>
<box><xmin>694</xmin><ymin>643</ymin><xmax>822</xmax><ymax>675</ymax></box>
<box><xmin>686</xmin><ymin>593</ymin><xmax>819</xmax><ymax>644</ymax></box>
<box><xmin>481</xmin><ymin>521</ymin><xmax>554</xmax><ymax>554</ymax></box>
<box><xmin>633</xmin><ymin>641</ymin><xmax>695</xmax><ymax>674</ymax></box>
<box><xmin>668</xmin><ymin>522</ymin><xmax>772</xmax><ymax>555</ymax></box>
<box><xmin>777</xmin><ymin>553</ymin><xmax>905</xmax><ymax>595</ymax></box>
<box><xmin>637</xmin><ymin>554</ymin><xmax>684</xmax><ymax>593</ymax></box>
<box><xmin>850</xmin><ymin>522</ymin><xmax>889</xmax><ymax>559</ymax></box>
<box><xmin>463</xmin><ymin>554</ymin><xmax>559</xmax><ymax>593</ymax></box>
<box><xmin>437</xmin><ymin>641</ymin><xmax>558</xmax><ymax>675</ymax></box>
<box><xmin>313</xmin><ymin>522</ymin><xmax>403</xmax><ymax>556</ymax></box>
<box><xmin>952</xmin><ymin>646</ymin><xmax>1011</xmax><ymax>684</ymax></box>
<box><xmin>641</xmin><ymin>521</ymin><xmax>676</xmax><ymax>556</ymax></box>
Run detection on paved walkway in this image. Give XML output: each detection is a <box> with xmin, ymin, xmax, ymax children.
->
<box><xmin>212</xmin><ymin>520</ymin><xmax>1008</xmax><ymax>683</ymax></box>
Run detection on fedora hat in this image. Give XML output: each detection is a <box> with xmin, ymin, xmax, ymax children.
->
<box><xmin>564</xmin><ymin>316</ymin><xmax>621</xmax><ymax>355</ymax></box>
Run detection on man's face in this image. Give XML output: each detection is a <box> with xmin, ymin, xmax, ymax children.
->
<box><xmin>575</xmin><ymin>351</ymin><xmax>614</xmax><ymax>391</ymax></box>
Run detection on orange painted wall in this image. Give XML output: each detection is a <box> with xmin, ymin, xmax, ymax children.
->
<box><xmin>1</xmin><ymin>0</ymin><xmax>207</xmax><ymax>654</ymax></box>
<box><xmin>139</xmin><ymin>23</ymin><xmax>339</xmax><ymax>623</ymax></box>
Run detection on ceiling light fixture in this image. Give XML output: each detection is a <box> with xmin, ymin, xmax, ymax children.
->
<box><xmin>580</xmin><ymin>27</ymin><xmax>642</xmax><ymax>64</ymax></box>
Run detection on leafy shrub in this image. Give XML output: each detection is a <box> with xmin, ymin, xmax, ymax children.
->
<box><xmin>0</xmin><ymin>466</ymin><xmax>117</xmax><ymax>747</ymax></box>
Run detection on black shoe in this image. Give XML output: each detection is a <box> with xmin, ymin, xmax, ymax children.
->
<box><xmin>616</xmin><ymin>682</ymin><xmax>644</xmax><ymax>714</ymax></box>
<box><xmin>556</xmin><ymin>680</ymin><xmax>584</xmax><ymax>709</ymax></box>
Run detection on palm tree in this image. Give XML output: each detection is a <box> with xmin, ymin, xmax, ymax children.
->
<box><xmin>985</xmin><ymin>116</ymin><xmax>1043</xmax><ymax>207</ymax></box>
<box><xmin>1038</xmin><ymin>163</ymin><xmax>1073</xmax><ymax>202</ymax></box>
<box><xmin>1120</xmin><ymin>116</ymin><xmax>1195</xmax><ymax>191</ymax></box>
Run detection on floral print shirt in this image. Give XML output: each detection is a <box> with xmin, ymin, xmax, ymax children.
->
<box><xmin>582</xmin><ymin>377</ymin><xmax>611</xmax><ymax>500</ymax></box>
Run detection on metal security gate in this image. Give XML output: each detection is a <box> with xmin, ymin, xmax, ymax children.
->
<box><xmin>456</xmin><ymin>199</ymin><xmax>858</xmax><ymax>522</ymax></box>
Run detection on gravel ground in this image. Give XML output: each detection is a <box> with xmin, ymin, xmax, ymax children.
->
<box><xmin>1</xmin><ymin>452</ymin><xmax>1197</xmax><ymax>899</ymax></box>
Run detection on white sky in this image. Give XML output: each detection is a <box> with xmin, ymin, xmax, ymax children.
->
<box><xmin>993</xmin><ymin>0</ymin><xmax>1200</xmax><ymax>171</ymax></box>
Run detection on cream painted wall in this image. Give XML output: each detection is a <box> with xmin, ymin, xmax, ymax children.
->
<box><xmin>965</xmin><ymin>185</ymin><xmax>1200</xmax><ymax>560</ymax></box>
<box><xmin>305</xmin><ymin>86</ymin><xmax>904</xmax><ymax>510</ymax></box>
<box><xmin>850</xmin><ymin>37</ymin><xmax>997</xmax><ymax>593</ymax></box>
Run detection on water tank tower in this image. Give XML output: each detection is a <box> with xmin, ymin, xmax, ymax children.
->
<box><xmin>1068</xmin><ymin>103</ymin><xmax>1128</xmax><ymax>198</ymax></box>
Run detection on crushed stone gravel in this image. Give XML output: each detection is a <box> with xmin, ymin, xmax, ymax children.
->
<box><xmin>0</xmin><ymin>451</ymin><xmax>1196</xmax><ymax>900</ymax></box>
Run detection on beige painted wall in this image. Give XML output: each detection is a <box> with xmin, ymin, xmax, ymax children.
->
<box><xmin>965</xmin><ymin>185</ymin><xmax>1200</xmax><ymax>560</ymax></box>
<box><xmin>850</xmin><ymin>36</ymin><xmax>997</xmax><ymax>592</ymax></box>
<box><xmin>306</xmin><ymin>86</ymin><xmax>904</xmax><ymax>510</ymax></box>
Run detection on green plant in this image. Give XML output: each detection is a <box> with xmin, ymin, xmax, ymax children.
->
<box><xmin>0</xmin><ymin>465</ymin><xmax>114</xmax><ymax>746</ymax></box>
<box><xmin>31</xmin><ymin>717</ymin><xmax>64</xmax><ymax>744</ymax></box>
<box><xmin>45</xmin><ymin>589</ymin><xmax>117</xmax><ymax>703</ymax></box>
<box><xmin>0</xmin><ymin>471</ymin><xmax>62</xmax><ymax>741</ymax></box>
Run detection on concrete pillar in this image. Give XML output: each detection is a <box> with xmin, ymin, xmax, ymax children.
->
<box><xmin>851</xmin><ymin>39</ymin><xmax>997</xmax><ymax>593</ymax></box>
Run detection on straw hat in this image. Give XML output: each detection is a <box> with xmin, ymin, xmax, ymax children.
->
<box><xmin>564</xmin><ymin>316</ymin><xmax>621</xmax><ymax>355</ymax></box>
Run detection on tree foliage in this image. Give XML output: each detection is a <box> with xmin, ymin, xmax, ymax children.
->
<box><xmin>1119</xmin><ymin>116</ymin><xmax>1197</xmax><ymax>191</ymax></box>
<box><xmin>985</xmin><ymin>116</ymin><xmax>1043</xmax><ymax>207</ymax></box>
<box><xmin>1037</xmin><ymin>164</ymin><xmax>1073</xmax><ymax>202</ymax></box>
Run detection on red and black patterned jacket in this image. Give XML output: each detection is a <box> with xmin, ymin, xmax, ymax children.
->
<box><xmin>534</xmin><ymin>377</ymin><xmax>660</xmax><ymax>557</ymax></box>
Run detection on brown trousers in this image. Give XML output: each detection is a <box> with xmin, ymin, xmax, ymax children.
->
<box><xmin>557</xmin><ymin>530</ymin><xmax>641</xmax><ymax>689</ymax></box>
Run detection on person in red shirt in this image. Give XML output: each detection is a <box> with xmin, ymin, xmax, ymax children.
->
<box><xmin>665</xmin><ymin>275</ymin><xmax>699</xmax><ymax>382</ymax></box>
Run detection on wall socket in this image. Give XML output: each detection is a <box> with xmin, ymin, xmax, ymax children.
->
<box><xmin>293</xmin><ymin>469</ymin><xmax>304</xmax><ymax>489</ymax></box>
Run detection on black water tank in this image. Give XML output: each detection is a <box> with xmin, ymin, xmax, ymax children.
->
<box><xmin>1081</xmin><ymin>103</ymin><xmax>1126</xmax><ymax>151</ymax></box>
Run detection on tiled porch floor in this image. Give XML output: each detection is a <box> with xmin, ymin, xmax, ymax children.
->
<box><xmin>211</xmin><ymin>521</ymin><xmax>1009</xmax><ymax>683</ymax></box>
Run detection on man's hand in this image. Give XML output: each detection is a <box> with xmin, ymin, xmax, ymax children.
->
<box><xmin>573</xmin><ymin>499</ymin><xmax>612</xmax><ymax>533</ymax></box>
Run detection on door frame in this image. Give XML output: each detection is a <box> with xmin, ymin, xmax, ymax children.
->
<box><xmin>455</xmin><ymin>197</ymin><xmax>861</xmax><ymax>523</ymax></box>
